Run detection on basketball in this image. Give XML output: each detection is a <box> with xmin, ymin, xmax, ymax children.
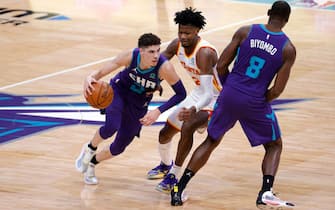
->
<box><xmin>85</xmin><ymin>80</ymin><xmax>114</xmax><ymax>109</ymax></box>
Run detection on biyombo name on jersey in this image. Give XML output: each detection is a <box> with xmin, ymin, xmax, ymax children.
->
<box><xmin>250</xmin><ymin>39</ymin><xmax>277</xmax><ymax>55</ymax></box>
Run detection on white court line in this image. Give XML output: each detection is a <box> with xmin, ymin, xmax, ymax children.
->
<box><xmin>200</xmin><ymin>15</ymin><xmax>266</xmax><ymax>35</ymax></box>
<box><xmin>0</xmin><ymin>15</ymin><xmax>266</xmax><ymax>91</ymax></box>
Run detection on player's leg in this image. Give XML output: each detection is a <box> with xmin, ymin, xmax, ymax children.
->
<box><xmin>147</xmin><ymin>123</ymin><xmax>179</xmax><ymax>179</ymax></box>
<box><xmin>81</xmin><ymin>111</ymin><xmax>122</xmax><ymax>180</ymax></box>
<box><xmin>171</xmin><ymin>135</ymin><xmax>222</xmax><ymax>205</ymax></box>
<box><xmin>159</xmin><ymin>123</ymin><xmax>179</xmax><ymax>165</ymax></box>
<box><xmin>156</xmin><ymin>110</ymin><xmax>209</xmax><ymax>192</ymax></box>
<box><xmin>75</xmin><ymin>89</ymin><xmax>123</xmax><ymax>173</ymax></box>
<box><xmin>240</xmin><ymin>105</ymin><xmax>294</xmax><ymax>209</ymax></box>
<box><xmin>84</xmin><ymin>131</ymin><xmax>138</xmax><ymax>185</ymax></box>
<box><xmin>91</xmin><ymin>101</ymin><xmax>125</xmax><ymax>163</ymax></box>
<box><xmin>254</xmin><ymin>137</ymin><xmax>294</xmax><ymax>210</ymax></box>
<box><xmin>148</xmin><ymin>98</ymin><xmax>192</xmax><ymax>179</ymax></box>
<box><xmin>85</xmin><ymin>108</ymin><xmax>143</xmax><ymax>185</ymax></box>
<box><xmin>171</xmin><ymin>90</ymin><xmax>237</xmax><ymax>206</ymax></box>
<box><xmin>176</xmin><ymin>110</ymin><xmax>209</xmax><ymax>169</ymax></box>
<box><xmin>262</xmin><ymin>137</ymin><xmax>282</xmax><ymax>177</ymax></box>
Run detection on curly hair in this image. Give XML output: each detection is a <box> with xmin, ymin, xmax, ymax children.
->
<box><xmin>174</xmin><ymin>7</ymin><xmax>206</xmax><ymax>29</ymax></box>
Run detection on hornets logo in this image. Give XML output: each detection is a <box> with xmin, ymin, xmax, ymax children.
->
<box><xmin>0</xmin><ymin>93</ymin><xmax>312</xmax><ymax>144</ymax></box>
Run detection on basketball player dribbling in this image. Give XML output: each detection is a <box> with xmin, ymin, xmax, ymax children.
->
<box><xmin>75</xmin><ymin>33</ymin><xmax>186</xmax><ymax>185</ymax></box>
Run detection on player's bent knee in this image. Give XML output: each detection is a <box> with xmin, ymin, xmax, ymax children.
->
<box><xmin>181</xmin><ymin>121</ymin><xmax>198</xmax><ymax>133</ymax></box>
<box><xmin>273</xmin><ymin>138</ymin><xmax>283</xmax><ymax>150</ymax></box>
<box><xmin>159</xmin><ymin>125</ymin><xmax>177</xmax><ymax>143</ymax></box>
<box><xmin>206</xmin><ymin>134</ymin><xmax>222</xmax><ymax>146</ymax></box>
<box><xmin>99</xmin><ymin>126</ymin><xmax>117</xmax><ymax>139</ymax></box>
<box><xmin>264</xmin><ymin>137</ymin><xmax>282</xmax><ymax>151</ymax></box>
<box><xmin>109</xmin><ymin>133</ymin><xmax>136</xmax><ymax>156</ymax></box>
<box><xmin>109</xmin><ymin>144</ymin><xmax>126</xmax><ymax>156</ymax></box>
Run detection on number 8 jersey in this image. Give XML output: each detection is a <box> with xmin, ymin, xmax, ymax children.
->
<box><xmin>227</xmin><ymin>24</ymin><xmax>290</xmax><ymax>98</ymax></box>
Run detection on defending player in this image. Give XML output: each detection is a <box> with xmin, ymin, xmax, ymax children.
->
<box><xmin>171</xmin><ymin>1</ymin><xmax>297</xmax><ymax>209</ymax></box>
<box><xmin>147</xmin><ymin>7</ymin><xmax>221</xmax><ymax>193</ymax></box>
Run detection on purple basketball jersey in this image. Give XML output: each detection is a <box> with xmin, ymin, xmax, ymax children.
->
<box><xmin>208</xmin><ymin>24</ymin><xmax>290</xmax><ymax>146</ymax></box>
<box><xmin>111</xmin><ymin>48</ymin><xmax>166</xmax><ymax>108</ymax></box>
<box><xmin>226</xmin><ymin>24</ymin><xmax>289</xmax><ymax>97</ymax></box>
<box><xmin>99</xmin><ymin>48</ymin><xmax>167</xmax><ymax>154</ymax></box>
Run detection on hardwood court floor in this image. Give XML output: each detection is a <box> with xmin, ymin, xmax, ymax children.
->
<box><xmin>0</xmin><ymin>0</ymin><xmax>335</xmax><ymax>209</ymax></box>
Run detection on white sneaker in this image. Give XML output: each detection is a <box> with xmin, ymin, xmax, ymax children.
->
<box><xmin>75</xmin><ymin>143</ymin><xmax>95</xmax><ymax>173</ymax></box>
<box><xmin>84</xmin><ymin>163</ymin><xmax>98</xmax><ymax>185</ymax></box>
<box><xmin>257</xmin><ymin>191</ymin><xmax>295</xmax><ymax>209</ymax></box>
<box><xmin>181</xmin><ymin>191</ymin><xmax>188</xmax><ymax>202</ymax></box>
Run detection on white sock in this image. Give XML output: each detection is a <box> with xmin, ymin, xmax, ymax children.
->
<box><xmin>169</xmin><ymin>164</ymin><xmax>182</xmax><ymax>178</ymax></box>
<box><xmin>158</xmin><ymin>141</ymin><xmax>172</xmax><ymax>166</ymax></box>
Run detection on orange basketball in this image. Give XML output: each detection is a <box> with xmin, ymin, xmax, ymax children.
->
<box><xmin>85</xmin><ymin>80</ymin><xmax>114</xmax><ymax>109</ymax></box>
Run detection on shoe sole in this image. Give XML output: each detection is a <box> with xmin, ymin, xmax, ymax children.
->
<box><xmin>147</xmin><ymin>173</ymin><xmax>167</xmax><ymax>180</ymax></box>
<box><xmin>84</xmin><ymin>179</ymin><xmax>98</xmax><ymax>185</ymax></box>
<box><xmin>257</xmin><ymin>204</ymin><xmax>294</xmax><ymax>210</ymax></box>
<box><xmin>155</xmin><ymin>185</ymin><xmax>171</xmax><ymax>194</ymax></box>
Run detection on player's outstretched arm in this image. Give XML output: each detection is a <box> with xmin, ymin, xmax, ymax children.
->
<box><xmin>158</xmin><ymin>61</ymin><xmax>187</xmax><ymax>112</ymax></box>
<box><xmin>140</xmin><ymin>61</ymin><xmax>186</xmax><ymax>126</ymax></box>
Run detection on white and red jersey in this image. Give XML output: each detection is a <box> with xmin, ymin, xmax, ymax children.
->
<box><xmin>176</xmin><ymin>38</ymin><xmax>221</xmax><ymax>96</ymax></box>
<box><xmin>167</xmin><ymin>39</ymin><xmax>222</xmax><ymax>130</ymax></box>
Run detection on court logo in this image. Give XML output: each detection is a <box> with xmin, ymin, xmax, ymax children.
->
<box><xmin>0</xmin><ymin>8</ymin><xmax>70</xmax><ymax>26</ymax></box>
<box><xmin>0</xmin><ymin>93</ymin><xmax>311</xmax><ymax>145</ymax></box>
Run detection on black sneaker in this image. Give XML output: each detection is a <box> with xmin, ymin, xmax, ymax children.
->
<box><xmin>171</xmin><ymin>185</ymin><xmax>183</xmax><ymax>206</ymax></box>
<box><xmin>256</xmin><ymin>191</ymin><xmax>266</xmax><ymax>206</ymax></box>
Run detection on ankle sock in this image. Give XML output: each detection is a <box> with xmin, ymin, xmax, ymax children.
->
<box><xmin>261</xmin><ymin>175</ymin><xmax>274</xmax><ymax>193</ymax></box>
<box><xmin>158</xmin><ymin>141</ymin><xmax>172</xmax><ymax>166</ymax></box>
<box><xmin>177</xmin><ymin>168</ymin><xmax>195</xmax><ymax>192</ymax></box>
<box><xmin>88</xmin><ymin>143</ymin><xmax>97</xmax><ymax>151</ymax></box>
<box><xmin>90</xmin><ymin>155</ymin><xmax>99</xmax><ymax>165</ymax></box>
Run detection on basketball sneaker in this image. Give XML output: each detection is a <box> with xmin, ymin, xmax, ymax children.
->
<box><xmin>147</xmin><ymin>162</ymin><xmax>172</xmax><ymax>179</ymax></box>
<box><xmin>170</xmin><ymin>185</ymin><xmax>188</xmax><ymax>206</ymax></box>
<box><xmin>84</xmin><ymin>163</ymin><xmax>98</xmax><ymax>185</ymax></box>
<box><xmin>75</xmin><ymin>143</ymin><xmax>95</xmax><ymax>173</ymax></box>
<box><xmin>156</xmin><ymin>173</ymin><xmax>178</xmax><ymax>193</ymax></box>
<box><xmin>256</xmin><ymin>191</ymin><xmax>295</xmax><ymax>209</ymax></box>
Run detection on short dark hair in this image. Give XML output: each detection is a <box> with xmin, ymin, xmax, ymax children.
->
<box><xmin>138</xmin><ymin>33</ymin><xmax>161</xmax><ymax>48</ymax></box>
<box><xmin>174</xmin><ymin>7</ymin><xmax>206</xmax><ymax>29</ymax></box>
<box><xmin>268</xmin><ymin>1</ymin><xmax>291</xmax><ymax>22</ymax></box>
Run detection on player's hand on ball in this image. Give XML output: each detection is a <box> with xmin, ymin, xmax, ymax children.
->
<box><xmin>84</xmin><ymin>75</ymin><xmax>98</xmax><ymax>98</ymax></box>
